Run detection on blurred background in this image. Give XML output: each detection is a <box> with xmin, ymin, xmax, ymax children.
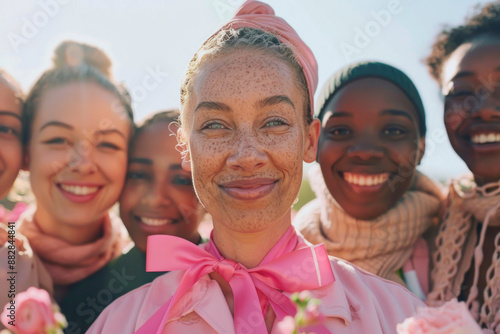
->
<box><xmin>0</xmin><ymin>0</ymin><xmax>491</xmax><ymax>208</ymax></box>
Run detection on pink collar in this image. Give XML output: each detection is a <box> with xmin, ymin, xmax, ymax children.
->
<box><xmin>138</xmin><ymin>226</ymin><xmax>334</xmax><ymax>334</ymax></box>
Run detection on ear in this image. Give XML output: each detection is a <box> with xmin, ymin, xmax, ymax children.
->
<box><xmin>177</xmin><ymin>128</ymin><xmax>191</xmax><ymax>172</ymax></box>
<box><xmin>303</xmin><ymin>118</ymin><xmax>321</xmax><ymax>163</ymax></box>
<box><xmin>416</xmin><ymin>137</ymin><xmax>426</xmax><ymax>165</ymax></box>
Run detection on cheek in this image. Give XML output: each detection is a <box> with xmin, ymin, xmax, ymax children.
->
<box><xmin>0</xmin><ymin>141</ymin><xmax>22</xmax><ymax>171</ymax></box>
<box><xmin>120</xmin><ymin>184</ymin><xmax>142</xmax><ymax>215</ymax></box>
<box><xmin>97</xmin><ymin>152</ymin><xmax>128</xmax><ymax>181</ymax></box>
<box><xmin>317</xmin><ymin>139</ymin><xmax>342</xmax><ymax>165</ymax></box>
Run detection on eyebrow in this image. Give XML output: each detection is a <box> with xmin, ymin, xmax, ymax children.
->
<box><xmin>129</xmin><ymin>157</ymin><xmax>152</xmax><ymax>165</ymax></box>
<box><xmin>194</xmin><ymin>101</ymin><xmax>231</xmax><ymax>113</ymax></box>
<box><xmin>128</xmin><ymin>159</ymin><xmax>183</xmax><ymax>171</ymax></box>
<box><xmin>169</xmin><ymin>164</ymin><xmax>183</xmax><ymax>171</ymax></box>
<box><xmin>450</xmin><ymin>66</ymin><xmax>500</xmax><ymax>82</ymax></box>
<box><xmin>255</xmin><ymin>95</ymin><xmax>295</xmax><ymax>109</ymax></box>
<box><xmin>39</xmin><ymin>121</ymin><xmax>73</xmax><ymax>132</ymax></box>
<box><xmin>380</xmin><ymin>109</ymin><xmax>414</xmax><ymax>122</ymax></box>
<box><xmin>96</xmin><ymin>128</ymin><xmax>126</xmax><ymax>139</ymax></box>
<box><xmin>0</xmin><ymin>111</ymin><xmax>22</xmax><ymax>121</ymax></box>
<box><xmin>325</xmin><ymin>111</ymin><xmax>353</xmax><ymax>119</ymax></box>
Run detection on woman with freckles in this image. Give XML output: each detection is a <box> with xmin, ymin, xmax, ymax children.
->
<box><xmin>89</xmin><ymin>1</ymin><xmax>423</xmax><ymax>333</ymax></box>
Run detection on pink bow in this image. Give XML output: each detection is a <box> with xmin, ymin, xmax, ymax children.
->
<box><xmin>136</xmin><ymin>226</ymin><xmax>334</xmax><ymax>333</ymax></box>
<box><xmin>221</xmin><ymin>0</ymin><xmax>318</xmax><ymax>116</ymax></box>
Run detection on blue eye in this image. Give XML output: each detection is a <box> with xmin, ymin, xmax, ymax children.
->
<box><xmin>264</xmin><ymin>118</ymin><xmax>288</xmax><ymax>127</ymax></box>
<box><xmin>202</xmin><ymin>122</ymin><xmax>226</xmax><ymax>130</ymax></box>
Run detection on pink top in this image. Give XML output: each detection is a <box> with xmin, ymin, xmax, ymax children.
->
<box><xmin>89</xmin><ymin>231</ymin><xmax>424</xmax><ymax>333</ymax></box>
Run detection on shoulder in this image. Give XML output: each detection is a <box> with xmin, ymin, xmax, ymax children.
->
<box><xmin>328</xmin><ymin>256</ymin><xmax>424</xmax><ymax>325</ymax></box>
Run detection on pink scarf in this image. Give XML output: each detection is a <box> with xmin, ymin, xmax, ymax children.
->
<box><xmin>136</xmin><ymin>226</ymin><xmax>334</xmax><ymax>334</ymax></box>
<box><xmin>0</xmin><ymin>202</ymin><xmax>28</xmax><ymax>223</ymax></box>
<box><xmin>17</xmin><ymin>207</ymin><xmax>126</xmax><ymax>286</ymax></box>
<box><xmin>220</xmin><ymin>0</ymin><xmax>317</xmax><ymax>116</ymax></box>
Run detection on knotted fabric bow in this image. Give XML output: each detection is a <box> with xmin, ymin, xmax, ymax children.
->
<box><xmin>135</xmin><ymin>226</ymin><xmax>334</xmax><ymax>333</ymax></box>
<box><xmin>219</xmin><ymin>0</ymin><xmax>318</xmax><ymax>116</ymax></box>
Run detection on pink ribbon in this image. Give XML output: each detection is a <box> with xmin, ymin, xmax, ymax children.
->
<box><xmin>220</xmin><ymin>0</ymin><xmax>318</xmax><ymax>116</ymax></box>
<box><xmin>136</xmin><ymin>226</ymin><xmax>334</xmax><ymax>333</ymax></box>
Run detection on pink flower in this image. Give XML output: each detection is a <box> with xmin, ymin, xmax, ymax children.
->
<box><xmin>275</xmin><ymin>315</ymin><xmax>297</xmax><ymax>334</ymax></box>
<box><xmin>397</xmin><ymin>299</ymin><xmax>482</xmax><ymax>334</ymax></box>
<box><xmin>301</xmin><ymin>302</ymin><xmax>326</xmax><ymax>326</ymax></box>
<box><xmin>1</xmin><ymin>288</ymin><xmax>65</xmax><ymax>334</ymax></box>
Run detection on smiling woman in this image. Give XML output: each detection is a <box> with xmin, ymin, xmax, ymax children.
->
<box><xmin>16</xmin><ymin>40</ymin><xmax>133</xmax><ymax>301</ymax></box>
<box><xmin>294</xmin><ymin>62</ymin><xmax>444</xmax><ymax>296</ymax></box>
<box><xmin>89</xmin><ymin>1</ymin><xmax>424</xmax><ymax>333</ymax></box>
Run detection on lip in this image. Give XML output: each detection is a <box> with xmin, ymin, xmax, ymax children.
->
<box><xmin>134</xmin><ymin>215</ymin><xmax>178</xmax><ymax>233</ymax></box>
<box><xmin>219</xmin><ymin>178</ymin><xmax>278</xmax><ymax>201</ymax></box>
<box><xmin>338</xmin><ymin>171</ymin><xmax>391</xmax><ymax>195</ymax></box>
<box><xmin>457</xmin><ymin>123</ymin><xmax>500</xmax><ymax>154</ymax></box>
<box><xmin>56</xmin><ymin>182</ymin><xmax>102</xmax><ymax>203</ymax></box>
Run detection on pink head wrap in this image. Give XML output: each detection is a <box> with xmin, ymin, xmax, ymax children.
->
<box><xmin>220</xmin><ymin>0</ymin><xmax>318</xmax><ymax>116</ymax></box>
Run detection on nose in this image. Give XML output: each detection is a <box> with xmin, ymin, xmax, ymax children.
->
<box><xmin>143</xmin><ymin>181</ymin><xmax>173</xmax><ymax>208</ymax></box>
<box><xmin>470</xmin><ymin>95</ymin><xmax>500</xmax><ymax>121</ymax></box>
<box><xmin>346</xmin><ymin>137</ymin><xmax>384</xmax><ymax>162</ymax></box>
<box><xmin>69</xmin><ymin>141</ymin><xmax>97</xmax><ymax>174</ymax></box>
<box><xmin>226</xmin><ymin>130</ymin><xmax>267</xmax><ymax>171</ymax></box>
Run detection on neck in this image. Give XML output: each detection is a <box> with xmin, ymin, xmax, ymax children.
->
<box><xmin>474</xmin><ymin>174</ymin><xmax>500</xmax><ymax>187</ymax></box>
<box><xmin>211</xmin><ymin>209</ymin><xmax>292</xmax><ymax>268</ymax></box>
<box><xmin>33</xmin><ymin>208</ymin><xmax>106</xmax><ymax>245</ymax></box>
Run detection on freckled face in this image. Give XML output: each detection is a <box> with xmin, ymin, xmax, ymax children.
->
<box><xmin>0</xmin><ymin>81</ymin><xmax>22</xmax><ymax>199</ymax></box>
<box><xmin>318</xmin><ymin>78</ymin><xmax>423</xmax><ymax>220</ymax></box>
<box><xmin>120</xmin><ymin>122</ymin><xmax>203</xmax><ymax>253</ymax></box>
<box><xmin>29</xmin><ymin>82</ymin><xmax>130</xmax><ymax>230</ymax></box>
<box><xmin>441</xmin><ymin>35</ymin><xmax>500</xmax><ymax>185</ymax></box>
<box><xmin>183</xmin><ymin>50</ymin><xmax>317</xmax><ymax>233</ymax></box>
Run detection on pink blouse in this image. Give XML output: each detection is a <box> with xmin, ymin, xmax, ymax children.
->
<box><xmin>88</xmin><ymin>237</ymin><xmax>424</xmax><ymax>333</ymax></box>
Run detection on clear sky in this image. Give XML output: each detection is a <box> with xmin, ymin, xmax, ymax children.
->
<box><xmin>1</xmin><ymin>0</ymin><xmax>493</xmax><ymax>181</ymax></box>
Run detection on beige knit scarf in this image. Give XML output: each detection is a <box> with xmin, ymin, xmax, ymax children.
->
<box><xmin>427</xmin><ymin>176</ymin><xmax>500</xmax><ymax>332</ymax></box>
<box><xmin>296</xmin><ymin>164</ymin><xmax>443</xmax><ymax>286</ymax></box>
<box><xmin>17</xmin><ymin>207</ymin><xmax>126</xmax><ymax>287</ymax></box>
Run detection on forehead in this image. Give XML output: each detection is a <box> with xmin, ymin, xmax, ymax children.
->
<box><xmin>192</xmin><ymin>50</ymin><xmax>299</xmax><ymax>106</ymax></box>
<box><xmin>0</xmin><ymin>81</ymin><xmax>21</xmax><ymax>116</ymax></box>
<box><xmin>441</xmin><ymin>35</ymin><xmax>500</xmax><ymax>85</ymax></box>
<box><xmin>35</xmin><ymin>82</ymin><xmax>128</xmax><ymax>127</ymax></box>
<box><xmin>132</xmin><ymin>122</ymin><xmax>179</xmax><ymax>157</ymax></box>
<box><xmin>327</xmin><ymin>77</ymin><xmax>418</xmax><ymax>116</ymax></box>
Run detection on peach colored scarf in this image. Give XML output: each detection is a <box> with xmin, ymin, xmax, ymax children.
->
<box><xmin>17</xmin><ymin>207</ymin><xmax>126</xmax><ymax>287</ymax></box>
<box><xmin>428</xmin><ymin>176</ymin><xmax>500</xmax><ymax>332</ymax></box>
<box><xmin>296</xmin><ymin>164</ymin><xmax>443</xmax><ymax>286</ymax></box>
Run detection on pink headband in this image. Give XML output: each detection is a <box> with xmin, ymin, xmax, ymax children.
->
<box><xmin>221</xmin><ymin>0</ymin><xmax>318</xmax><ymax>116</ymax></box>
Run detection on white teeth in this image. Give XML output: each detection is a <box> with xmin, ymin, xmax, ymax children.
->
<box><xmin>61</xmin><ymin>184</ymin><xmax>98</xmax><ymax>195</ymax></box>
<box><xmin>343</xmin><ymin>172</ymin><xmax>389</xmax><ymax>187</ymax></box>
<box><xmin>140</xmin><ymin>217</ymin><xmax>171</xmax><ymax>226</ymax></box>
<box><xmin>471</xmin><ymin>132</ymin><xmax>500</xmax><ymax>144</ymax></box>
